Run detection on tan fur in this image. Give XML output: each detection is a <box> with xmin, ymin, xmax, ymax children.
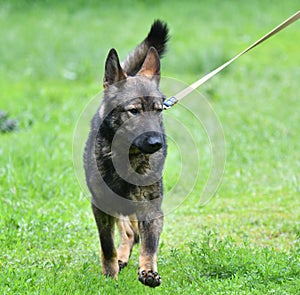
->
<box><xmin>117</xmin><ymin>215</ymin><xmax>139</xmax><ymax>266</ymax></box>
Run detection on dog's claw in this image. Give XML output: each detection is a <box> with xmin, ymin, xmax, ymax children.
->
<box><xmin>118</xmin><ymin>260</ymin><xmax>127</xmax><ymax>272</ymax></box>
<box><xmin>138</xmin><ymin>269</ymin><xmax>161</xmax><ymax>288</ymax></box>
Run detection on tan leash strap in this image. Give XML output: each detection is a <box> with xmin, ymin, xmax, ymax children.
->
<box><xmin>164</xmin><ymin>10</ymin><xmax>300</xmax><ymax>109</ymax></box>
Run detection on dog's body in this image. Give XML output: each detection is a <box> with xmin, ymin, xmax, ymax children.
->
<box><xmin>84</xmin><ymin>20</ymin><xmax>169</xmax><ymax>287</ymax></box>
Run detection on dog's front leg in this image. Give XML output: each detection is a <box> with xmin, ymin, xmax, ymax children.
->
<box><xmin>137</xmin><ymin>213</ymin><xmax>163</xmax><ymax>287</ymax></box>
<box><xmin>92</xmin><ymin>203</ymin><xmax>119</xmax><ymax>278</ymax></box>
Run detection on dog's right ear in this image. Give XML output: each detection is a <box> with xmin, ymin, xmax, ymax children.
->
<box><xmin>103</xmin><ymin>48</ymin><xmax>127</xmax><ymax>88</ymax></box>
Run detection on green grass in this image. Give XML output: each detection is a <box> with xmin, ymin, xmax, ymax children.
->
<box><xmin>1</xmin><ymin>0</ymin><xmax>299</xmax><ymax>294</ymax></box>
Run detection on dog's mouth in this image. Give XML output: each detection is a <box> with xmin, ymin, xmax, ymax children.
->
<box><xmin>131</xmin><ymin>132</ymin><xmax>164</xmax><ymax>154</ymax></box>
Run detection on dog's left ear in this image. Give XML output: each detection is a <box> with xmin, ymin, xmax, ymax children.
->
<box><xmin>104</xmin><ymin>48</ymin><xmax>127</xmax><ymax>88</ymax></box>
<box><xmin>137</xmin><ymin>47</ymin><xmax>160</xmax><ymax>83</ymax></box>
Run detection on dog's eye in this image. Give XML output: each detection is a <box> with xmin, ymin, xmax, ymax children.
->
<box><xmin>128</xmin><ymin>108</ymin><xmax>139</xmax><ymax>115</ymax></box>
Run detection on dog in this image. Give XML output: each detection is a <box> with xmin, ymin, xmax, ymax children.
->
<box><xmin>84</xmin><ymin>20</ymin><xmax>169</xmax><ymax>288</ymax></box>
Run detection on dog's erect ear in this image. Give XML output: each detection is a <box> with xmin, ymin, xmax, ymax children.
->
<box><xmin>104</xmin><ymin>48</ymin><xmax>127</xmax><ymax>88</ymax></box>
<box><xmin>137</xmin><ymin>47</ymin><xmax>160</xmax><ymax>82</ymax></box>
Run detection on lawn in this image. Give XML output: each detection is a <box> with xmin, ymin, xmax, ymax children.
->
<box><xmin>1</xmin><ymin>0</ymin><xmax>299</xmax><ymax>294</ymax></box>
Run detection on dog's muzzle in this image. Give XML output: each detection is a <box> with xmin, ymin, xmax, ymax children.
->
<box><xmin>133</xmin><ymin>131</ymin><xmax>164</xmax><ymax>154</ymax></box>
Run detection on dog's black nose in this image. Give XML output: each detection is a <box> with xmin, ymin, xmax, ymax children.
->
<box><xmin>146</xmin><ymin>136</ymin><xmax>163</xmax><ymax>153</ymax></box>
<box><xmin>133</xmin><ymin>132</ymin><xmax>164</xmax><ymax>154</ymax></box>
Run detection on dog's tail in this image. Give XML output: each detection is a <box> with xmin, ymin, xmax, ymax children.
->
<box><xmin>121</xmin><ymin>20</ymin><xmax>169</xmax><ymax>76</ymax></box>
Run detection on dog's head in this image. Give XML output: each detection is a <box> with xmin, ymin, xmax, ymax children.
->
<box><xmin>99</xmin><ymin>47</ymin><xmax>165</xmax><ymax>155</ymax></box>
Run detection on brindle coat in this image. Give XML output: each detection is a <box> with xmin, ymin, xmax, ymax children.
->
<box><xmin>84</xmin><ymin>20</ymin><xmax>169</xmax><ymax>288</ymax></box>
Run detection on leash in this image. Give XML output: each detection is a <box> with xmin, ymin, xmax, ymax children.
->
<box><xmin>163</xmin><ymin>10</ymin><xmax>300</xmax><ymax>109</ymax></box>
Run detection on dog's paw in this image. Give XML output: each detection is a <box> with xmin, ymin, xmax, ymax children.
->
<box><xmin>138</xmin><ymin>269</ymin><xmax>161</xmax><ymax>288</ymax></box>
<box><xmin>118</xmin><ymin>260</ymin><xmax>127</xmax><ymax>272</ymax></box>
<box><xmin>102</xmin><ymin>257</ymin><xmax>119</xmax><ymax>279</ymax></box>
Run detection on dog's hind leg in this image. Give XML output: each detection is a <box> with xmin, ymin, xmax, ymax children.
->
<box><xmin>117</xmin><ymin>214</ymin><xmax>139</xmax><ymax>271</ymax></box>
<box><xmin>92</xmin><ymin>203</ymin><xmax>119</xmax><ymax>278</ymax></box>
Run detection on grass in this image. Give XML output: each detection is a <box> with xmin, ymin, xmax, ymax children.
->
<box><xmin>1</xmin><ymin>0</ymin><xmax>299</xmax><ymax>294</ymax></box>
